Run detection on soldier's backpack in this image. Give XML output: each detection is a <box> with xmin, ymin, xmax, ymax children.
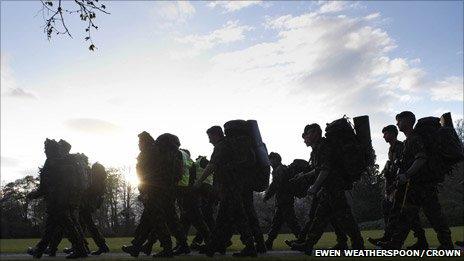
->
<box><xmin>414</xmin><ymin>113</ymin><xmax>464</xmax><ymax>183</ymax></box>
<box><xmin>325</xmin><ymin>116</ymin><xmax>375</xmax><ymax>187</ymax></box>
<box><xmin>224</xmin><ymin>119</ymin><xmax>271</xmax><ymax>192</ymax></box>
<box><xmin>287</xmin><ymin>159</ymin><xmax>313</xmax><ymax>198</ymax></box>
<box><xmin>90</xmin><ymin>162</ymin><xmax>107</xmax><ymax>198</ymax></box>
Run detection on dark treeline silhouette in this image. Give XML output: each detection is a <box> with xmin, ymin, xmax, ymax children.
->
<box><xmin>2</xmin><ymin>161</ymin><xmax>462</xmax><ymax>239</ymax></box>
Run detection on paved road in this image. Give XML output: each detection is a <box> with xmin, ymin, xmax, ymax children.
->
<box><xmin>0</xmin><ymin>250</ymin><xmax>304</xmax><ymax>260</ymax></box>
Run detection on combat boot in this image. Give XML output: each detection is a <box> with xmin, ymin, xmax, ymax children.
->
<box><xmin>331</xmin><ymin>241</ymin><xmax>349</xmax><ymax>250</ymax></box>
<box><xmin>121</xmin><ymin>245</ymin><xmax>140</xmax><ymax>257</ymax></box>
<box><xmin>153</xmin><ymin>249</ymin><xmax>174</xmax><ymax>258</ymax></box>
<box><xmin>63</xmin><ymin>247</ymin><xmax>74</xmax><ymax>254</ymax></box>
<box><xmin>140</xmin><ymin>242</ymin><xmax>154</xmax><ymax>256</ymax></box>
<box><xmin>232</xmin><ymin>245</ymin><xmax>257</xmax><ymax>257</ymax></box>
<box><xmin>27</xmin><ymin>247</ymin><xmax>44</xmax><ymax>259</ymax></box>
<box><xmin>290</xmin><ymin>241</ymin><xmax>313</xmax><ymax>255</ymax></box>
<box><xmin>406</xmin><ymin>238</ymin><xmax>429</xmax><ymax>250</ymax></box>
<box><xmin>367</xmin><ymin>237</ymin><xmax>388</xmax><ymax>246</ymax></box>
<box><xmin>91</xmin><ymin>243</ymin><xmax>110</xmax><ymax>255</ymax></box>
<box><xmin>65</xmin><ymin>249</ymin><xmax>88</xmax><ymax>259</ymax></box>
<box><xmin>173</xmin><ymin>243</ymin><xmax>191</xmax><ymax>255</ymax></box>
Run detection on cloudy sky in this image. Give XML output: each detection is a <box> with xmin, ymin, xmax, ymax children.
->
<box><xmin>1</xmin><ymin>1</ymin><xmax>463</xmax><ymax>185</ymax></box>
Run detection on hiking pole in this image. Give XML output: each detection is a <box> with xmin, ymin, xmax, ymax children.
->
<box><xmin>400</xmin><ymin>181</ymin><xmax>410</xmax><ymax>214</ymax></box>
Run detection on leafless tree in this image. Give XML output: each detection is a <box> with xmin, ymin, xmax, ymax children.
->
<box><xmin>39</xmin><ymin>0</ymin><xmax>109</xmax><ymax>51</ymax></box>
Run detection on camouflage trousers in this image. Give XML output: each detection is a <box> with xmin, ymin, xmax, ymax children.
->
<box><xmin>207</xmin><ymin>193</ymin><xmax>255</xmax><ymax>252</ymax></box>
<box><xmin>389</xmin><ymin>184</ymin><xmax>452</xmax><ymax>248</ymax></box>
<box><xmin>382</xmin><ymin>185</ymin><xmax>426</xmax><ymax>242</ymax></box>
<box><xmin>267</xmin><ymin>203</ymin><xmax>301</xmax><ymax>242</ymax></box>
<box><xmin>35</xmin><ymin>205</ymin><xmax>87</xmax><ymax>254</ymax></box>
<box><xmin>305</xmin><ymin>189</ymin><xmax>364</xmax><ymax>249</ymax></box>
<box><xmin>299</xmin><ymin>193</ymin><xmax>348</xmax><ymax>245</ymax></box>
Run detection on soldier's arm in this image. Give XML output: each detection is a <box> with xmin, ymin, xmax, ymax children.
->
<box><xmin>194</xmin><ymin>163</ymin><xmax>216</xmax><ymax>186</ymax></box>
<box><xmin>310</xmin><ymin>169</ymin><xmax>329</xmax><ymax>193</ymax></box>
<box><xmin>403</xmin><ymin>137</ymin><xmax>427</xmax><ymax>179</ymax></box>
<box><xmin>404</xmin><ymin>157</ymin><xmax>427</xmax><ymax>179</ymax></box>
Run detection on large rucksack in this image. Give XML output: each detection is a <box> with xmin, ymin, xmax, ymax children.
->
<box><xmin>414</xmin><ymin>113</ymin><xmax>464</xmax><ymax>183</ymax></box>
<box><xmin>224</xmin><ymin>119</ymin><xmax>271</xmax><ymax>192</ymax></box>
<box><xmin>325</xmin><ymin>116</ymin><xmax>375</xmax><ymax>186</ymax></box>
<box><xmin>287</xmin><ymin>159</ymin><xmax>313</xmax><ymax>198</ymax></box>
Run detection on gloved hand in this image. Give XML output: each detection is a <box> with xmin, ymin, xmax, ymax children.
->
<box><xmin>263</xmin><ymin>193</ymin><xmax>270</xmax><ymax>202</ymax></box>
<box><xmin>397</xmin><ymin>173</ymin><xmax>409</xmax><ymax>185</ymax></box>
<box><xmin>307</xmin><ymin>185</ymin><xmax>318</xmax><ymax>196</ymax></box>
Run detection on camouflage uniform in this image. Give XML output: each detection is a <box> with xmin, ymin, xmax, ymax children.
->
<box><xmin>301</xmin><ymin>138</ymin><xmax>364</xmax><ymax>250</ymax></box>
<box><xmin>33</xmin><ymin>156</ymin><xmax>88</xmax><ymax>257</ymax></box>
<box><xmin>130</xmin><ymin>143</ymin><xmax>184</xmax><ymax>252</ymax></box>
<box><xmin>206</xmin><ymin>138</ymin><xmax>255</xmax><ymax>253</ymax></box>
<box><xmin>381</xmin><ymin>140</ymin><xmax>426</xmax><ymax>243</ymax></box>
<box><xmin>388</xmin><ymin>134</ymin><xmax>452</xmax><ymax>249</ymax></box>
<box><xmin>265</xmin><ymin>164</ymin><xmax>301</xmax><ymax>243</ymax></box>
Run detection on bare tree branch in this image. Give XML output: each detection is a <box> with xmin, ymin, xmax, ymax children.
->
<box><xmin>39</xmin><ymin>0</ymin><xmax>110</xmax><ymax>51</ymax></box>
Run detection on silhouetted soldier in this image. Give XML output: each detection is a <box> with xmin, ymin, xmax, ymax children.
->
<box><xmin>263</xmin><ymin>152</ymin><xmax>301</xmax><ymax>250</ymax></box>
<box><xmin>176</xmin><ymin>148</ymin><xmax>210</xmax><ymax>253</ymax></box>
<box><xmin>290</xmin><ymin>124</ymin><xmax>364</xmax><ymax>255</ymax></box>
<box><xmin>195</xmin><ymin>126</ymin><xmax>257</xmax><ymax>257</ymax></box>
<box><xmin>123</xmin><ymin>131</ymin><xmax>183</xmax><ymax>258</ymax></box>
<box><xmin>79</xmin><ymin>162</ymin><xmax>110</xmax><ymax>255</ymax></box>
<box><xmin>27</xmin><ymin>139</ymin><xmax>88</xmax><ymax>259</ymax></box>
<box><xmin>380</xmin><ymin>111</ymin><xmax>453</xmax><ymax>249</ymax></box>
<box><xmin>368</xmin><ymin>125</ymin><xmax>427</xmax><ymax>249</ymax></box>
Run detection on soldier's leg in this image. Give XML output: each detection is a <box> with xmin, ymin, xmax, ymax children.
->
<box><xmin>283</xmin><ymin>204</ymin><xmax>302</xmax><ymax>238</ymax></box>
<box><xmin>267</xmin><ymin>207</ymin><xmax>285</xmax><ymax>243</ymax></box>
<box><xmin>406</xmin><ymin>211</ymin><xmax>428</xmax><ymax>249</ymax></box>
<box><xmin>34</xmin><ymin>212</ymin><xmax>60</xmax><ymax>255</ymax></box>
<box><xmin>330</xmin><ymin>190</ymin><xmax>364</xmax><ymax>249</ymax></box>
<box><xmin>80</xmin><ymin>208</ymin><xmax>108</xmax><ymax>250</ymax></box>
<box><xmin>329</xmin><ymin>218</ymin><xmax>348</xmax><ymax>248</ymax></box>
<box><xmin>420</xmin><ymin>185</ymin><xmax>452</xmax><ymax>248</ymax></box>
<box><xmin>206</xmin><ymin>199</ymin><xmax>231</xmax><ymax>254</ymax></box>
<box><xmin>59</xmin><ymin>208</ymin><xmax>88</xmax><ymax>257</ymax></box>
<box><xmin>387</xmin><ymin>186</ymin><xmax>422</xmax><ymax>249</ymax></box>
<box><xmin>48</xmin><ymin>228</ymin><xmax>64</xmax><ymax>255</ymax></box>
<box><xmin>185</xmin><ymin>194</ymin><xmax>211</xmax><ymax>242</ymax></box>
<box><xmin>298</xmin><ymin>196</ymin><xmax>319</xmax><ymax>241</ymax></box>
<box><xmin>242</xmin><ymin>189</ymin><xmax>265</xmax><ymax>250</ymax></box>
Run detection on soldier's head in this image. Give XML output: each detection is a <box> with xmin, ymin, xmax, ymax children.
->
<box><xmin>268</xmin><ymin>152</ymin><xmax>282</xmax><ymax>168</ymax></box>
<box><xmin>382</xmin><ymin>125</ymin><xmax>398</xmax><ymax>143</ymax></box>
<box><xmin>138</xmin><ymin>131</ymin><xmax>155</xmax><ymax>151</ymax></box>
<box><xmin>91</xmin><ymin>162</ymin><xmax>106</xmax><ymax>176</ymax></box>
<box><xmin>44</xmin><ymin>138</ymin><xmax>60</xmax><ymax>158</ymax></box>
<box><xmin>302</xmin><ymin>123</ymin><xmax>322</xmax><ymax>147</ymax></box>
<box><xmin>180</xmin><ymin>148</ymin><xmax>191</xmax><ymax>157</ymax></box>
<box><xmin>156</xmin><ymin>133</ymin><xmax>181</xmax><ymax>149</ymax></box>
<box><xmin>396</xmin><ymin>111</ymin><xmax>415</xmax><ymax>133</ymax></box>
<box><xmin>58</xmin><ymin>139</ymin><xmax>72</xmax><ymax>155</ymax></box>
<box><xmin>206</xmin><ymin>126</ymin><xmax>224</xmax><ymax>146</ymax></box>
<box><xmin>196</xmin><ymin>156</ymin><xmax>209</xmax><ymax>168</ymax></box>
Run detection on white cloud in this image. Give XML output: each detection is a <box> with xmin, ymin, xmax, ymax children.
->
<box><xmin>1</xmin><ymin>54</ymin><xmax>38</xmax><ymax>99</ymax></box>
<box><xmin>317</xmin><ymin>1</ymin><xmax>347</xmax><ymax>14</ymax></box>
<box><xmin>64</xmin><ymin>118</ymin><xmax>121</xmax><ymax>134</ymax></box>
<box><xmin>430</xmin><ymin>76</ymin><xmax>463</xmax><ymax>101</ymax></box>
<box><xmin>4</xmin><ymin>88</ymin><xmax>37</xmax><ymax>99</ymax></box>
<box><xmin>364</xmin><ymin>12</ymin><xmax>380</xmax><ymax>20</ymax></box>
<box><xmin>153</xmin><ymin>1</ymin><xmax>195</xmax><ymax>26</ymax></box>
<box><xmin>208</xmin><ymin>1</ymin><xmax>262</xmax><ymax>12</ymax></box>
<box><xmin>174</xmin><ymin>20</ymin><xmax>252</xmax><ymax>56</ymax></box>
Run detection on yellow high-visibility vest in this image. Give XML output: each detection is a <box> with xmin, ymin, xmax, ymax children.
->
<box><xmin>178</xmin><ymin>150</ymin><xmax>193</xmax><ymax>187</ymax></box>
